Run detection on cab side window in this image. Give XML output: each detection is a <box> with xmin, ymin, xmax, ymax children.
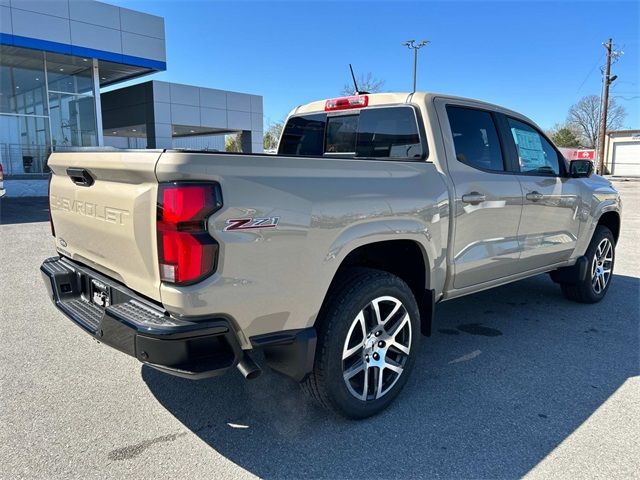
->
<box><xmin>507</xmin><ymin>118</ymin><xmax>560</xmax><ymax>176</ymax></box>
<box><xmin>446</xmin><ymin>106</ymin><xmax>505</xmax><ymax>172</ymax></box>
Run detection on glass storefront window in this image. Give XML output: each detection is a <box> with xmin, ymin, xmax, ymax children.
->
<box><xmin>46</xmin><ymin>65</ymin><xmax>94</xmax><ymax>95</ymax></box>
<box><xmin>46</xmin><ymin>53</ymin><xmax>98</xmax><ymax>148</ymax></box>
<box><xmin>0</xmin><ymin>47</ymin><xmax>47</xmax><ymax>115</ymax></box>
<box><xmin>0</xmin><ymin>46</ymin><xmax>50</xmax><ymax>175</ymax></box>
<box><xmin>49</xmin><ymin>92</ymin><xmax>97</xmax><ymax>148</ymax></box>
<box><xmin>0</xmin><ymin>115</ymin><xmax>50</xmax><ymax>175</ymax></box>
<box><xmin>0</xmin><ymin>46</ymin><xmax>101</xmax><ymax>174</ymax></box>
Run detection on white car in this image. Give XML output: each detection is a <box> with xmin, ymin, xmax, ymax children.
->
<box><xmin>0</xmin><ymin>164</ymin><xmax>5</xmax><ymax>197</ymax></box>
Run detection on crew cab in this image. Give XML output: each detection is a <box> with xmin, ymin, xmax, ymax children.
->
<box><xmin>41</xmin><ymin>92</ymin><xmax>621</xmax><ymax>418</ymax></box>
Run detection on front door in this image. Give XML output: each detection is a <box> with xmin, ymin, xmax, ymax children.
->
<box><xmin>437</xmin><ymin>101</ymin><xmax>524</xmax><ymax>290</ymax></box>
<box><xmin>504</xmin><ymin>117</ymin><xmax>581</xmax><ymax>270</ymax></box>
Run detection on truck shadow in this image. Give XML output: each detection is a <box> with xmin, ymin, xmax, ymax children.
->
<box><xmin>0</xmin><ymin>197</ymin><xmax>50</xmax><ymax>225</ymax></box>
<box><xmin>142</xmin><ymin>273</ymin><xmax>639</xmax><ymax>479</ymax></box>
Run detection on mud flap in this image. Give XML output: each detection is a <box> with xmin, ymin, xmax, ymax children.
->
<box><xmin>550</xmin><ymin>256</ymin><xmax>588</xmax><ymax>284</ymax></box>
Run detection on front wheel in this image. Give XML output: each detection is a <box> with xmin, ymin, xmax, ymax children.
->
<box><xmin>560</xmin><ymin>225</ymin><xmax>615</xmax><ymax>303</ymax></box>
<box><xmin>302</xmin><ymin>268</ymin><xmax>420</xmax><ymax>419</ymax></box>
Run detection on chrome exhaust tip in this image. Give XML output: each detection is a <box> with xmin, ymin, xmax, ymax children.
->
<box><xmin>237</xmin><ymin>353</ymin><xmax>262</xmax><ymax>380</ymax></box>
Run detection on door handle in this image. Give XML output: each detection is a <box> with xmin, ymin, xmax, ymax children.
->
<box><xmin>526</xmin><ymin>191</ymin><xmax>544</xmax><ymax>202</ymax></box>
<box><xmin>66</xmin><ymin>167</ymin><xmax>94</xmax><ymax>187</ymax></box>
<box><xmin>461</xmin><ymin>192</ymin><xmax>486</xmax><ymax>205</ymax></box>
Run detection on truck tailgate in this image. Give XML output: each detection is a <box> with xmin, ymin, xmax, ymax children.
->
<box><xmin>48</xmin><ymin>151</ymin><xmax>162</xmax><ymax>302</ymax></box>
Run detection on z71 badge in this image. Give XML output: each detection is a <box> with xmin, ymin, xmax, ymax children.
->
<box><xmin>224</xmin><ymin>217</ymin><xmax>280</xmax><ymax>231</ymax></box>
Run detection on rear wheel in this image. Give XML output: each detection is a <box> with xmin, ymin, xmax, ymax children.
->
<box><xmin>302</xmin><ymin>268</ymin><xmax>420</xmax><ymax>419</ymax></box>
<box><xmin>560</xmin><ymin>225</ymin><xmax>615</xmax><ymax>303</ymax></box>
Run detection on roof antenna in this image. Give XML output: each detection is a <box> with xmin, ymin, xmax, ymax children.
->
<box><xmin>349</xmin><ymin>64</ymin><xmax>369</xmax><ymax>95</ymax></box>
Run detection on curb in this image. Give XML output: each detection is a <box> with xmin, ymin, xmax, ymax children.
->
<box><xmin>605</xmin><ymin>177</ymin><xmax>640</xmax><ymax>182</ymax></box>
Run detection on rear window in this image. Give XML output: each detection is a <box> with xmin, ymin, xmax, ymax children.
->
<box><xmin>357</xmin><ymin>107</ymin><xmax>422</xmax><ymax>158</ymax></box>
<box><xmin>326</xmin><ymin>115</ymin><xmax>358</xmax><ymax>154</ymax></box>
<box><xmin>278</xmin><ymin>106</ymin><xmax>424</xmax><ymax>160</ymax></box>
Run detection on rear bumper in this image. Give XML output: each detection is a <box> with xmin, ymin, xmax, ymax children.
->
<box><xmin>40</xmin><ymin>256</ymin><xmax>243</xmax><ymax>379</ymax></box>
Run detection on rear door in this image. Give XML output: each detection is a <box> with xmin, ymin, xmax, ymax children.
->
<box><xmin>502</xmin><ymin>116</ymin><xmax>581</xmax><ymax>270</ymax></box>
<box><xmin>436</xmin><ymin>100</ymin><xmax>523</xmax><ymax>289</ymax></box>
<box><xmin>48</xmin><ymin>150</ymin><xmax>162</xmax><ymax>301</ymax></box>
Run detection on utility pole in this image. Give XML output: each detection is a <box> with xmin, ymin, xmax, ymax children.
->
<box><xmin>403</xmin><ymin>40</ymin><xmax>430</xmax><ymax>92</ymax></box>
<box><xmin>596</xmin><ymin>38</ymin><xmax>618</xmax><ymax>175</ymax></box>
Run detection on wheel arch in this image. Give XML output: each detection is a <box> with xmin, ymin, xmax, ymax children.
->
<box><xmin>597</xmin><ymin>210</ymin><xmax>620</xmax><ymax>243</ymax></box>
<box><xmin>317</xmin><ymin>239</ymin><xmax>435</xmax><ymax>336</ymax></box>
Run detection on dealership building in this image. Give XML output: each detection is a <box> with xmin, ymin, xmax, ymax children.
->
<box><xmin>0</xmin><ymin>0</ymin><xmax>263</xmax><ymax>196</ymax></box>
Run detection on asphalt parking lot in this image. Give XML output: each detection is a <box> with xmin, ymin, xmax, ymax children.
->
<box><xmin>1</xmin><ymin>181</ymin><xmax>638</xmax><ymax>480</ymax></box>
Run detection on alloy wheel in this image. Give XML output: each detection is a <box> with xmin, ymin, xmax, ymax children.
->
<box><xmin>341</xmin><ymin>296</ymin><xmax>412</xmax><ymax>401</ymax></box>
<box><xmin>591</xmin><ymin>237</ymin><xmax>613</xmax><ymax>294</ymax></box>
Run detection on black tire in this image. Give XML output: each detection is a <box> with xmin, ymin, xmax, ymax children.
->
<box><xmin>302</xmin><ymin>268</ymin><xmax>420</xmax><ymax>419</ymax></box>
<box><xmin>560</xmin><ymin>225</ymin><xmax>615</xmax><ymax>303</ymax></box>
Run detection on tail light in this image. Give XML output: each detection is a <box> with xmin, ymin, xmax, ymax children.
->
<box><xmin>0</xmin><ymin>163</ymin><xmax>4</xmax><ymax>182</ymax></box>
<box><xmin>157</xmin><ymin>182</ymin><xmax>222</xmax><ymax>285</ymax></box>
<box><xmin>325</xmin><ymin>95</ymin><xmax>369</xmax><ymax>111</ymax></box>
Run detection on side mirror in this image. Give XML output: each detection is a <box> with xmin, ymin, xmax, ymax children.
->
<box><xmin>570</xmin><ymin>159</ymin><xmax>594</xmax><ymax>178</ymax></box>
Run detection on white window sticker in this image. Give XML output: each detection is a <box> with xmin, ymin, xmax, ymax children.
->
<box><xmin>512</xmin><ymin>129</ymin><xmax>547</xmax><ymax>170</ymax></box>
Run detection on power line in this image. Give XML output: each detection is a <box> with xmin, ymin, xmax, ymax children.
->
<box><xmin>576</xmin><ymin>51</ymin><xmax>605</xmax><ymax>94</ymax></box>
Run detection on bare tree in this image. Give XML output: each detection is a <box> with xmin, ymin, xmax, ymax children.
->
<box><xmin>263</xmin><ymin>120</ymin><xmax>284</xmax><ymax>151</ymax></box>
<box><xmin>567</xmin><ymin>95</ymin><xmax>626</xmax><ymax>149</ymax></box>
<box><xmin>341</xmin><ymin>72</ymin><xmax>385</xmax><ymax>96</ymax></box>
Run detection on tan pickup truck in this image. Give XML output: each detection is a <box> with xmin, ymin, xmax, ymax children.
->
<box><xmin>41</xmin><ymin>92</ymin><xmax>621</xmax><ymax>418</ymax></box>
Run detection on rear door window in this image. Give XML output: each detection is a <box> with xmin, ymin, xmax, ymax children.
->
<box><xmin>446</xmin><ymin>106</ymin><xmax>505</xmax><ymax>172</ymax></box>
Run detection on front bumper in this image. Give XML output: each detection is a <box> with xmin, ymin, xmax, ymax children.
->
<box><xmin>40</xmin><ymin>256</ymin><xmax>243</xmax><ymax>379</ymax></box>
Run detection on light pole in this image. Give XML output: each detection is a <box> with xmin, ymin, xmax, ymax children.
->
<box><xmin>403</xmin><ymin>39</ymin><xmax>430</xmax><ymax>92</ymax></box>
